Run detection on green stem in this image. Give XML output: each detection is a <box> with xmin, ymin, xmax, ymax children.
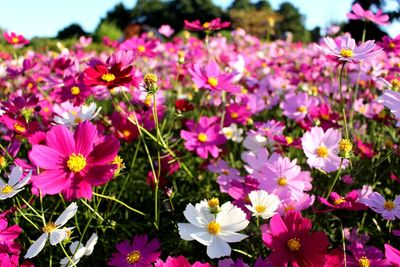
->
<box><xmin>338</xmin><ymin>62</ymin><xmax>350</xmax><ymax>140</ymax></box>
<box><xmin>60</xmin><ymin>243</ymin><xmax>77</xmax><ymax>267</ymax></box>
<box><xmin>152</xmin><ymin>93</ymin><xmax>161</xmax><ymax>228</ymax></box>
<box><xmin>92</xmin><ymin>192</ymin><xmax>145</xmax><ymax>216</ymax></box>
<box><xmin>325</xmin><ymin>159</ymin><xmax>343</xmax><ymax>198</ymax></box>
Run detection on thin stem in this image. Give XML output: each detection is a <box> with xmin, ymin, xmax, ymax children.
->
<box><xmin>338</xmin><ymin>62</ymin><xmax>350</xmax><ymax>140</ymax></box>
<box><xmin>60</xmin><ymin>243</ymin><xmax>77</xmax><ymax>267</ymax></box>
<box><xmin>220</xmin><ymin>91</ymin><xmax>227</xmax><ymax>128</ymax></box>
<box><xmin>92</xmin><ymin>192</ymin><xmax>146</xmax><ymax>216</ymax></box>
<box><xmin>325</xmin><ymin>159</ymin><xmax>343</xmax><ymax>198</ymax></box>
<box><xmin>152</xmin><ymin>93</ymin><xmax>161</xmax><ymax>228</ymax></box>
<box><xmin>15</xmin><ymin>206</ymin><xmax>40</xmax><ymax>230</ymax></box>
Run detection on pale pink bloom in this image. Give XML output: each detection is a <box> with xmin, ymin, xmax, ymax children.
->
<box><xmin>361</xmin><ymin>192</ymin><xmax>400</xmax><ymax>220</ymax></box>
<box><xmin>158</xmin><ymin>25</ymin><xmax>175</xmax><ymax>38</ymax></box>
<box><xmin>347</xmin><ymin>3</ymin><xmax>389</xmax><ymax>25</ymax></box>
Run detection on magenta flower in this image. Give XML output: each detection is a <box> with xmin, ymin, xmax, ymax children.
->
<box><xmin>381</xmin><ymin>90</ymin><xmax>400</xmax><ymax>127</ymax></box>
<box><xmin>280</xmin><ymin>92</ymin><xmax>318</xmax><ymax>121</ymax></box>
<box><xmin>262</xmin><ymin>212</ymin><xmax>329</xmax><ymax>267</ymax></box>
<box><xmin>29</xmin><ymin>121</ymin><xmax>120</xmax><ymax>200</ymax></box>
<box><xmin>155</xmin><ymin>256</ymin><xmax>211</xmax><ymax>267</ymax></box>
<box><xmin>108</xmin><ymin>235</ymin><xmax>161</xmax><ymax>267</ymax></box>
<box><xmin>184</xmin><ymin>18</ymin><xmax>230</xmax><ymax>31</ymax></box>
<box><xmin>316</xmin><ymin>35</ymin><xmax>383</xmax><ymax>63</ymax></box>
<box><xmin>3</xmin><ymin>32</ymin><xmax>29</xmax><ymax>47</ymax></box>
<box><xmin>346</xmin><ymin>242</ymin><xmax>391</xmax><ymax>267</ymax></box>
<box><xmin>361</xmin><ymin>192</ymin><xmax>400</xmax><ymax>220</ymax></box>
<box><xmin>318</xmin><ymin>190</ymin><xmax>368</xmax><ymax>212</ymax></box>
<box><xmin>0</xmin><ymin>218</ymin><xmax>22</xmax><ymax>267</ymax></box>
<box><xmin>180</xmin><ymin>116</ymin><xmax>226</xmax><ymax>159</ymax></box>
<box><xmin>347</xmin><ymin>3</ymin><xmax>389</xmax><ymax>25</ymax></box>
<box><xmin>301</xmin><ymin>126</ymin><xmax>344</xmax><ymax>173</ymax></box>
<box><xmin>188</xmin><ymin>61</ymin><xmax>240</xmax><ymax>93</ymax></box>
<box><xmin>380</xmin><ymin>35</ymin><xmax>400</xmax><ymax>54</ymax></box>
<box><xmin>385</xmin><ymin>244</ymin><xmax>400</xmax><ymax>266</ymax></box>
<box><xmin>277</xmin><ymin>194</ymin><xmax>315</xmax><ymax>216</ymax></box>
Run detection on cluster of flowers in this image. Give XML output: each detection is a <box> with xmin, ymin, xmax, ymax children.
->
<box><xmin>0</xmin><ymin>3</ymin><xmax>399</xmax><ymax>266</ymax></box>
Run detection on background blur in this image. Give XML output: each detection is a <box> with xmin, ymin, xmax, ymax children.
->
<box><xmin>0</xmin><ymin>0</ymin><xmax>399</xmax><ymax>42</ymax></box>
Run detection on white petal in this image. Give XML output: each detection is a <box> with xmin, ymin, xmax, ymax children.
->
<box><xmin>190</xmin><ymin>231</ymin><xmax>213</xmax><ymax>246</ymax></box>
<box><xmin>0</xmin><ymin>189</ymin><xmax>22</xmax><ymax>200</ymax></box>
<box><xmin>178</xmin><ymin>223</ymin><xmax>201</xmax><ymax>241</ymax></box>
<box><xmin>55</xmin><ymin>202</ymin><xmax>78</xmax><ymax>226</ymax></box>
<box><xmin>49</xmin><ymin>229</ymin><xmax>68</xmax><ymax>245</ymax></box>
<box><xmin>15</xmin><ymin>170</ymin><xmax>32</xmax><ymax>189</ymax></box>
<box><xmin>183</xmin><ymin>203</ymin><xmax>209</xmax><ymax>228</ymax></box>
<box><xmin>8</xmin><ymin>166</ymin><xmax>23</xmax><ymax>186</ymax></box>
<box><xmin>25</xmin><ymin>233</ymin><xmax>48</xmax><ymax>258</ymax></box>
<box><xmin>207</xmin><ymin>236</ymin><xmax>231</xmax><ymax>259</ymax></box>
<box><xmin>219</xmin><ymin>231</ymin><xmax>248</xmax><ymax>243</ymax></box>
<box><xmin>70</xmin><ymin>241</ymin><xmax>85</xmax><ymax>259</ymax></box>
<box><xmin>84</xmin><ymin>233</ymin><xmax>98</xmax><ymax>255</ymax></box>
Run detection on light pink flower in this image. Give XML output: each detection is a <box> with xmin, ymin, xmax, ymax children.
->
<box><xmin>347</xmin><ymin>3</ymin><xmax>389</xmax><ymax>25</ymax></box>
<box><xmin>361</xmin><ymin>192</ymin><xmax>400</xmax><ymax>220</ymax></box>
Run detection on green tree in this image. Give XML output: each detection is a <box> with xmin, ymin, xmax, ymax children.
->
<box><xmin>102</xmin><ymin>3</ymin><xmax>132</xmax><ymax>29</ymax></box>
<box><xmin>57</xmin><ymin>23</ymin><xmax>87</xmax><ymax>40</ymax></box>
<box><xmin>275</xmin><ymin>2</ymin><xmax>310</xmax><ymax>42</ymax></box>
<box><xmin>255</xmin><ymin>0</ymin><xmax>272</xmax><ymax>10</ymax></box>
<box><xmin>228</xmin><ymin>0</ymin><xmax>253</xmax><ymax>10</ymax></box>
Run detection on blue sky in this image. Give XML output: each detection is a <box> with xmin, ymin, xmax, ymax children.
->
<box><xmin>0</xmin><ymin>0</ymin><xmax>399</xmax><ymax>38</ymax></box>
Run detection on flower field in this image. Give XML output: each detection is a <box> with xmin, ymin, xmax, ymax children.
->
<box><xmin>1</xmin><ymin>4</ymin><xmax>400</xmax><ymax>267</ymax></box>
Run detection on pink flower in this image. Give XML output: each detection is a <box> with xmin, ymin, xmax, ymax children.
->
<box><xmin>280</xmin><ymin>92</ymin><xmax>318</xmax><ymax>121</ymax></box>
<box><xmin>29</xmin><ymin>121</ymin><xmax>120</xmax><ymax>200</ymax></box>
<box><xmin>262</xmin><ymin>212</ymin><xmax>329</xmax><ymax>267</ymax></box>
<box><xmin>385</xmin><ymin>244</ymin><xmax>400</xmax><ymax>266</ymax></box>
<box><xmin>158</xmin><ymin>25</ymin><xmax>175</xmax><ymax>38</ymax></box>
<box><xmin>316</xmin><ymin>35</ymin><xmax>383</xmax><ymax>63</ymax></box>
<box><xmin>380</xmin><ymin>35</ymin><xmax>400</xmax><ymax>54</ymax></box>
<box><xmin>277</xmin><ymin>194</ymin><xmax>315</xmax><ymax>216</ymax></box>
<box><xmin>0</xmin><ymin>218</ymin><xmax>22</xmax><ymax>267</ymax></box>
<box><xmin>318</xmin><ymin>190</ymin><xmax>367</xmax><ymax>212</ymax></box>
<box><xmin>361</xmin><ymin>192</ymin><xmax>400</xmax><ymax>220</ymax></box>
<box><xmin>107</xmin><ymin>235</ymin><xmax>161</xmax><ymax>267</ymax></box>
<box><xmin>155</xmin><ymin>256</ymin><xmax>211</xmax><ymax>267</ymax></box>
<box><xmin>381</xmin><ymin>89</ymin><xmax>400</xmax><ymax>127</ymax></box>
<box><xmin>3</xmin><ymin>32</ymin><xmax>29</xmax><ymax>47</ymax></box>
<box><xmin>347</xmin><ymin>3</ymin><xmax>389</xmax><ymax>25</ymax></box>
<box><xmin>188</xmin><ymin>61</ymin><xmax>240</xmax><ymax>93</ymax></box>
<box><xmin>184</xmin><ymin>18</ymin><xmax>230</xmax><ymax>31</ymax></box>
<box><xmin>207</xmin><ymin>160</ymin><xmax>243</xmax><ymax>193</ymax></box>
<box><xmin>120</xmin><ymin>38</ymin><xmax>158</xmax><ymax>58</ymax></box>
<box><xmin>256</xmin><ymin>156</ymin><xmax>312</xmax><ymax>201</ymax></box>
<box><xmin>180</xmin><ymin>116</ymin><xmax>226</xmax><ymax>159</ymax></box>
<box><xmin>346</xmin><ymin>242</ymin><xmax>391</xmax><ymax>267</ymax></box>
<box><xmin>301</xmin><ymin>126</ymin><xmax>344</xmax><ymax>173</ymax></box>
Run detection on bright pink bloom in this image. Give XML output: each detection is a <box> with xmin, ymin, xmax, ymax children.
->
<box><xmin>262</xmin><ymin>212</ymin><xmax>329</xmax><ymax>267</ymax></box>
<box><xmin>3</xmin><ymin>32</ymin><xmax>29</xmax><ymax>47</ymax></box>
<box><xmin>318</xmin><ymin>190</ymin><xmax>367</xmax><ymax>212</ymax></box>
<box><xmin>180</xmin><ymin>116</ymin><xmax>226</xmax><ymax>159</ymax></box>
<box><xmin>120</xmin><ymin>38</ymin><xmax>158</xmax><ymax>58</ymax></box>
<box><xmin>361</xmin><ymin>192</ymin><xmax>400</xmax><ymax>220</ymax></box>
<box><xmin>0</xmin><ymin>218</ymin><xmax>22</xmax><ymax>267</ymax></box>
<box><xmin>380</xmin><ymin>35</ymin><xmax>400</xmax><ymax>54</ymax></box>
<box><xmin>155</xmin><ymin>256</ymin><xmax>211</xmax><ymax>267</ymax></box>
<box><xmin>208</xmin><ymin>160</ymin><xmax>243</xmax><ymax>193</ymax></box>
<box><xmin>347</xmin><ymin>3</ymin><xmax>389</xmax><ymax>25</ymax></box>
<box><xmin>108</xmin><ymin>235</ymin><xmax>161</xmax><ymax>267</ymax></box>
<box><xmin>29</xmin><ymin>121</ymin><xmax>120</xmax><ymax>200</ymax></box>
<box><xmin>184</xmin><ymin>18</ymin><xmax>230</xmax><ymax>31</ymax></box>
<box><xmin>316</xmin><ymin>35</ymin><xmax>383</xmax><ymax>63</ymax></box>
<box><xmin>280</xmin><ymin>93</ymin><xmax>318</xmax><ymax>121</ymax></box>
<box><xmin>385</xmin><ymin>244</ymin><xmax>400</xmax><ymax>266</ymax></box>
<box><xmin>188</xmin><ymin>61</ymin><xmax>240</xmax><ymax>93</ymax></box>
<box><xmin>277</xmin><ymin>194</ymin><xmax>315</xmax><ymax>216</ymax></box>
<box><xmin>346</xmin><ymin>242</ymin><xmax>391</xmax><ymax>266</ymax></box>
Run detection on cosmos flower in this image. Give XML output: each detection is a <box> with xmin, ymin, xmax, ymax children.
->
<box><xmin>29</xmin><ymin>121</ymin><xmax>120</xmax><ymax>200</ymax></box>
<box><xmin>155</xmin><ymin>256</ymin><xmax>211</xmax><ymax>267</ymax></box>
<box><xmin>0</xmin><ymin>166</ymin><xmax>31</xmax><ymax>200</ymax></box>
<box><xmin>301</xmin><ymin>126</ymin><xmax>344</xmax><ymax>173</ymax></box>
<box><xmin>222</xmin><ymin>123</ymin><xmax>244</xmax><ymax>142</ymax></box>
<box><xmin>207</xmin><ymin>160</ymin><xmax>243</xmax><ymax>193</ymax></box>
<box><xmin>60</xmin><ymin>232</ymin><xmax>98</xmax><ymax>267</ymax></box>
<box><xmin>53</xmin><ymin>102</ymin><xmax>102</xmax><ymax>127</ymax></box>
<box><xmin>360</xmin><ymin>192</ymin><xmax>400</xmax><ymax>220</ymax></box>
<box><xmin>347</xmin><ymin>3</ymin><xmax>389</xmax><ymax>25</ymax></box>
<box><xmin>245</xmin><ymin>190</ymin><xmax>280</xmax><ymax>219</ymax></box>
<box><xmin>280</xmin><ymin>92</ymin><xmax>318</xmax><ymax>121</ymax></box>
<box><xmin>107</xmin><ymin>235</ymin><xmax>161</xmax><ymax>267</ymax></box>
<box><xmin>381</xmin><ymin>89</ymin><xmax>400</xmax><ymax>127</ymax></box>
<box><xmin>316</xmin><ymin>35</ymin><xmax>383</xmax><ymax>63</ymax></box>
<box><xmin>158</xmin><ymin>25</ymin><xmax>175</xmax><ymax>38</ymax></box>
<box><xmin>346</xmin><ymin>242</ymin><xmax>391</xmax><ymax>267</ymax></box>
<box><xmin>25</xmin><ymin>202</ymin><xmax>78</xmax><ymax>259</ymax></box>
<box><xmin>262</xmin><ymin>212</ymin><xmax>329</xmax><ymax>267</ymax></box>
<box><xmin>178</xmin><ymin>201</ymin><xmax>249</xmax><ymax>259</ymax></box>
<box><xmin>385</xmin><ymin>244</ymin><xmax>400</xmax><ymax>266</ymax></box>
<box><xmin>189</xmin><ymin>61</ymin><xmax>240</xmax><ymax>93</ymax></box>
<box><xmin>184</xmin><ymin>18</ymin><xmax>230</xmax><ymax>31</ymax></box>
<box><xmin>3</xmin><ymin>32</ymin><xmax>29</xmax><ymax>47</ymax></box>
<box><xmin>318</xmin><ymin>190</ymin><xmax>368</xmax><ymax>212</ymax></box>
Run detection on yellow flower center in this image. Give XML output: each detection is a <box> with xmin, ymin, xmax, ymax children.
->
<box><xmin>255</xmin><ymin>205</ymin><xmax>266</xmax><ymax>213</ymax></box>
<box><xmin>112</xmin><ymin>155</ymin><xmax>124</xmax><ymax>170</ymax></box>
<box><xmin>207</xmin><ymin>77</ymin><xmax>218</xmax><ymax>87</ymax></box>
<box><xmin>70</xmin><ymin>86</ymin><xmax>80</xmax><ymax>95</ymax></box>
<box><xmin>1</xmin><ymin>184</ymin><xmax>13</xmax><ymax>194</ymax></box>
<box><xmin>277</xmin><ymin>177</ymin><xmax>287</xmax><ymax>186</ymax></box>
<box><xmin>316</xmin><ymin>146</ymin><xmax>328</xmax><ymax>158</ymax></box>
<box><xmin>284</xmin><ymin>205</ymin><xmax>295</xmax><ymax>213</ymax></box>
<box><xmin>287</xmin><ymin>238</ymin><xmax>301</xmax><ymax>251</ymax></box>
<box><xmin>384</xmin><ymin>201</ymin><xmax>395</xmax><ymax>211</ymax></box>
<box><xmin>122</xmin><ymin>130</ymin><xmax>132</xmax><ymax>139</ymax></box>
<box><xmin>198</xmin><ymin>133</ymin><xmax>208</xmax><ymax>142</ymax></box>
<box><xmin>297</xmin><ymin>106</ymin><xmax>307</xmax><ymax>113</ymax></box>
<box><xmin>137</xmin><ymin>45</ymin><xmax>146</xmax><ymax>52</ymax></box>
<box><xmin>101</xmin><ymin>73</ymin><xmax>116</xmax><ymax>82</ymax></box>
<box><xmin>231</xmin><ymin>112</ymin><xmax>239</xmax><ymax>119</ymax></box>
<box><xmin>339</xmin><ymin>139</ymin><xmax>353</xmax><ymax>153</ymax></box>
<box><xmin>340</xmin><ymin>48</ymin><xmax>354</xmax><ymax>58</ymax></box>
<box><xmin>203</xmin><ymin>22</ymin><xmax>210</xmax><ymax>28</ymax></box>
<box><xmin>392</xmin><ymin>79</ymin><xmax>400</xmax><ymax>89</ymax></box>
<box><xmin>11</xmin><ymin>37</ymin><xmax>19</xmax><ymax>44</ymax></box>
<box><xmin>144</xmin><ymin>73</ymin><xmax>158</xmax><ymax>86</ymax></box>
<box><xmin>74</xmin><ymin>117</ymin><xmax>82</xmax><ymax>124</ymax></box>
<box><xmin>67</xmin><ymin>153</ymin><xmax>87</xmax><ymax>173</ymax></box>
<box><xmin>207</xmin><ymin>221</ymin><xmax>221</xmax><ymax>235</ymax></box>
<box><xmin>0</xmin><ymin>156</ymin><xmax>6</xmax><ymax>168</ymax></box>
<box><xmin>208</xmin><ymin>197</ymin><xmax>220</xmax><ymax>208</ymax></box>
<box><xmin>286</xmin><ymin>136</ymin><xmax>293</xmax><ymax>145</ymax></box>
<box><xmin>42</xmin><ymin>222</ymin><xmax>57</xmax><ymax>233</ymax></box>
<box><xmin>358</xmin><ymin>256</ymin><xmax>370</xmax><ymax>267</ymax></box>
<box><xmin>334</xmin><ymin>198</ymin><xmax>346</xmax><ymax>205</ymax></box>
<box><xmin>221</xmin><ymin>169</ymin><xmax>229</xmax><ymax>175</ymax></box>
<box><xmin>126</xmin><ymin>250</ymin><xmax>141</xmax><ymax>264</ymax></box>
<box><xmin>389</xmin><ymin>42</ymin><xmax>396</xmax><ymax>49</ymax></box>
<box><xmin>14</xmin><ymin>123</ymin><xmax>26</xmax><ymax>133</ymax></box>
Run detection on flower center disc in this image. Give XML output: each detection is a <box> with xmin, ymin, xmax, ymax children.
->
<box><xmin>277</xmin><ymin>177</ymin><xmax>287</xmax><ymax>186</ymax></box>
<box><xmin>198</xmin><ymin>133</ymin><xmax>208</xmax><ymax>142</ymax></box>
<box><xmin>255</xmin><ymin>205</ymin><xmax>266</xmax><ymax>213</ymax></box>
<box><xmin>340</xmin><ymin>48</ymin><xmax>354</xmax><ymax>58</ymax></box>
<box><xmin>1</xmin><ymin>184</ymin><xmax>13</xmax><ymax>194</ymax></box>
<box><xmin>67</xmin><ymin>153</ymin><xmax>87</xmax><ymax>173</ymax></box>
<box><xmin>71</xmin><ymin>86</ymin><xmax>80</xmax><ymax>95</ymax></box>
<box><xmin>42</xmin><ymin>222</ymin><xmax>57</xmax><ymax>233</ymax></box>
<box><xmin>316</xmin><ymin>146</ymin><xmax>328</xmax><ymax>158</ymax></box>
<box><xmin>126</xmin><ymin>250</ymin><xmax>141</xmax><ymax>264</ymax></box>
<box><xmin>207</xmin><ymin>221</ymin><xmax>221</xmax><ymax>235</ymax></box>
<box><xmin>358</xmin><ymin>256</ymin><xmax>370</xmax><ymax>267</ymax></box>
<box><xmin>384</xmin><ymin>201</ymin><xmax>395</xmax><ymax>211</ymax></box>
<box><xmin>287</xmin><ymin>238</ymin><xmax>301</xmax><ymax>251</ymax></box>
<box><xmin>207</xmin><ymin>77</ymin><xmax>218</xmax><ymax>87</ymax></box>
<box><xmin>101</xmin><ymin>73</ymin><xmax>116</xmax><ymax>82</ymax></box>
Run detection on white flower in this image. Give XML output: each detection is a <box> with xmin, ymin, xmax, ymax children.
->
<box><xmin>243</xmin><ymin>132</ymin><xmax>267</xmax><ymax>152</ymax></box>
<box><xmin>0</xmin><ymin>166</ymin><xmax>31</xmax><ymax>200</ymax></box>
<box><xmin>25</xmin><ymin>202</ymin><xmax>78</xmax><ymax>259</ymax></box>
<box><xmin>222</xmin><ymin>123</ymin><xmax>243</xmax><ymax>143</ymax></box>
<box><xmin>178</xmin><ymin>201</ymin><xmax>249</xmax><ymax>259</ymax></box>
<box><xmin>245</xmin><ymin>190</ymin><xmax>280</xmax><ymax>219</ymax></box>
<box><xmin>60</xmin><ymin>232</ymin><xmax>98</xmax><ymax>267</ymax></box>
<box><xmin>54</xmin><ymin>103</ymin><xmax>101</xmax><ymax>126</ymax></box>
